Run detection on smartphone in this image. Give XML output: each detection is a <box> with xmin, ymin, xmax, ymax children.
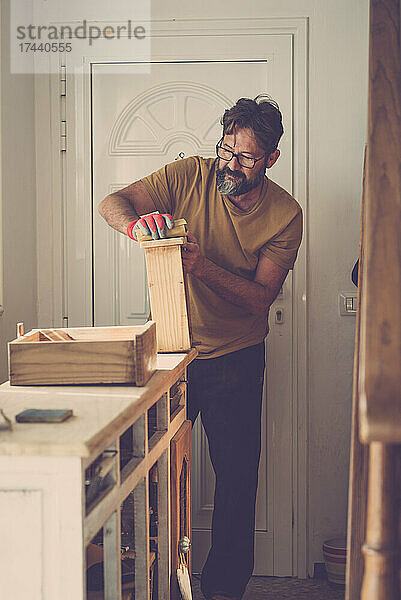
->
<box><xmin>15</xmin><ymin>408</ymin><xmax>73</xmax><ymax>423</ymax></box>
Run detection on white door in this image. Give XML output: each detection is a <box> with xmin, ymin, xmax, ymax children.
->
<box><xmin>64</xmin><ymin>25</ymin><xmax>299</xmax><ymax>576</ymax></box>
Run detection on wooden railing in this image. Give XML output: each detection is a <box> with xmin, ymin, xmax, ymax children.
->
<box><xmin>346</xmin><ymin>1</ymin><xmax>401</xmax><ymax>599</ymax></box>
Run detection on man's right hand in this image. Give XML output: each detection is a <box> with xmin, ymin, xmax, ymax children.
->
<box><xmin>127</xmin><ymin>213</ymin><xmax>174</xmax><ymax>241</ymax></box>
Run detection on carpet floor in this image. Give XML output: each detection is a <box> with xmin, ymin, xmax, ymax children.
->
<box><xmin>191</xmin><ymin>574</ymin><xmax>345</xmax><ymax>600</ymax></box>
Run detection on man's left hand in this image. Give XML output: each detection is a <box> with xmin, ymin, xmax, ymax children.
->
<box><xmin>181</xmin><ymin>232</ymin><xmax>205</xmax><ymax>276</ymax></box>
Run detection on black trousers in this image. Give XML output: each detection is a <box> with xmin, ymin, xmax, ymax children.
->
<box><xmin>187</xmin><ymin>342</ymin><xmax>266</xmax><ymax>600</ymax></box>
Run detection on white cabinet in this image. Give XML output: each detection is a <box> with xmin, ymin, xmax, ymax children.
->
<box><xmin>0</xmin><ymin>350</ymin><xmax>196</xmax><ymax>600</ymax></box>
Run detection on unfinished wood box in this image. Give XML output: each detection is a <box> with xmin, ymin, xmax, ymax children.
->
<box><xmin>8</xmin><ymin>322</ymin><xmax>157</xmax><ymax>386</ymax></box>
<box><xmin>140</xmin><ymin>237</ymin><xmax>191</xmax><ymax>353</ymax></box>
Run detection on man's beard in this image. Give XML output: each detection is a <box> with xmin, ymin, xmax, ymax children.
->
<box><xmin>216</xmin><ymin>163</ymin><xmax>265</xmax><ymax>197</ymax></box>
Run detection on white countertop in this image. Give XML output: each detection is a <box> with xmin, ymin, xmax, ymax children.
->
<box><xmin>0</xmin><ymin>350</ymin><xmax>197</xmax><ymax>458</ymax></box>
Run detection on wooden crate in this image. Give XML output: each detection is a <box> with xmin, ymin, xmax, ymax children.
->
<box><xmin>8</xmin><ymin>322</ymin><xmax>157</xmax><ymax>386</ymax></box>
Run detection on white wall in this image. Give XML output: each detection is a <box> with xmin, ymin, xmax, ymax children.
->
<box><xmin>146</xmin><ymin>0</ymin><xmax>368</xmax><ymax>572</ymax></box>
<box><xmin>307</xmin><ymin>3</ymin><xmax>368</xmax><ymax>572</ymax></box>
<box><xmin>0</xmin><ymin>0</ymin><xmax>37</xmax><ymax>383</ymax></box>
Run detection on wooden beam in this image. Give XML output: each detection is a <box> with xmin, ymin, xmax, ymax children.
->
<box><xmin>359</xmin><ymin>0</ymin><xmax>401</xmax><ymax>442</ymax></box>
<box><xmin>157</xmin><ymin>448</ymin><xmax>171</xmax><ymax>600</ymax></box>
<box><xmin>134</xmin><ymin>477</ymin><xmax>150</xmax><ymax>599</ymax></box>
<box><xmin>103</xmin><ymin>509</ymin><xmax>122</xmax><ymax>600</ymax></box>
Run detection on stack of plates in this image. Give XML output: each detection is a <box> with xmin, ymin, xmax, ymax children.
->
<box><xmin>323</xmin><ymin>538</ymin><xmax>347</xmax><ymax>585</ymax></box>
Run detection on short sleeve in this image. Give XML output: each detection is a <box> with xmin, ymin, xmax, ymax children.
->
<box><xmin>260</xmin><ymin>210</ymin><xmax>303</xmax><ymax>270</ymax></box>
<box><xmin>140</xmin><ymin>157</ymin><xmax>200</xmax><ymax>215</ymax></box>
<box><xmin>140</xmin><ymin>164</ymin><xmax>174</xmax><ymax>214</ymax></box>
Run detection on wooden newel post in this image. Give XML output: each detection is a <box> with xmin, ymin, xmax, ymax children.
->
<box><xmin>361</xmin><ymin>443</ymin><xmax>400</xmax><ymax>600</ymax></box>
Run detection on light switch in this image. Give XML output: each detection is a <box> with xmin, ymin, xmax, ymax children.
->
<box><xmin>339</xmin><ymin>292</ymin><xmax>357</xmax><ymax>316</ymax></box>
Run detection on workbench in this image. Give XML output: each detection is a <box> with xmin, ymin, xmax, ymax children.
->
<box><xmin>0</xmin><ymin>349</ymin><xmax>197</xmax><ymax>600</ymax></box>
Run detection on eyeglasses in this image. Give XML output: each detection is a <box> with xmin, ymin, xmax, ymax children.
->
<box><xmin>216</xmin><ymin>138</ymin><xmax>266</xmax><ymax>169</ymax></box>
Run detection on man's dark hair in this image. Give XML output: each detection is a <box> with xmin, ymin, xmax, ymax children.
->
<box><xmin>220</xmin><ymin>94</ymin><xmax>284</xmax><ymax>154</ymax></box>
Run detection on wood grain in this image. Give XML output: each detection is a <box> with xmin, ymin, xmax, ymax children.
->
<box><xmin>84</xmin><ymin>406</ymin><xmax>187</xmax><ymax>545</ymax></box>
<box><xmin>0</xmin><ymin>349</ymin><xmax>197</xmax><ymax>460</ymax></box>
<box><xmin>156</xmin><ymin>449</ymin><xmax>170</xmax><ymax>600</ymax></box>
<box><xmin>39</xmin><ymin>330</ymin><xmax>73</xmax><ymax>341</ymax></box>
<box><xmin>104</xmin><ymin>509</ymin><xmax>122</xmax><ymax>599</ymax></box>
<box><xmin>8</xmin><ymin>322</ymin><xmax>157</xmax><ymax>386</ymax></box>
<box><xmin>140</xmin><ymin>237</ymin><xmax>186</xmax><ymax>250</ymax></box>
<box><xmin>361</xmin><ymin>443</ymin><xmax>400</xmax><ymax>600</ymax></box>
<box><xmin>349</xmin><ymin>1</ymin><xmax>401</xmax><ymax>598</ymax></box>
<box><xmin>141</xmin><ymin>241</ymin><xmax>191</xmax><ymax>352</ymax></box>
<box><xmin>359</xmin><ymin>0</ymin><xmax>401</xmax><ymax>443</ymax></box>
<box><xmin>170</xmin><ymin>420</ymin><xmax>192</xmax><ymax>600</ymax></box>
<box><xmin>134</xmin><ymin>477</ymin><xmax>150</xmax><ymax>599</ymax></box>
<box><xmin>134</xmin><ymin>321</ymin><xmax>157</xmax><ymax>386</ymax></box>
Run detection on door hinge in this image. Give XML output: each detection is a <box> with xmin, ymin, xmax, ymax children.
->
<box><xmin>60</xmin><ymin>65</ymin><xmax>66</xmax><ymax>96</ymax></box>
<box><xmin>60</xmin><ymin>65</ymin><xmax>67</xmax><ymax>151</ymax></box>
<box><xmin>60</xmin><ymin>120</ymin><xmax>67</xmax><ymax>151</ymax></box>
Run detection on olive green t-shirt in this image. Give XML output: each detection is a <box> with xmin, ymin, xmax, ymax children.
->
<box><xmin>141</xmin><ymin>156</ymin><xmax>302</xmax><ymax>359</ymax></box>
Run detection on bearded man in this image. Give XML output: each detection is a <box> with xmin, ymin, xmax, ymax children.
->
<box><xmin>99</xmin><ymin>95</ymin><xmax>303</xmax><ymax>600</ymax></box>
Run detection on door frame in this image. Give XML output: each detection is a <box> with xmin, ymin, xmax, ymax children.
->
<box><xmin>35</xmin><ymin>16</ymin><xmax>309</xmax><ymax>577</ymax></box>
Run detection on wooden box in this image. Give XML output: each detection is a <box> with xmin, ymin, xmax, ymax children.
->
<box><xmin>8</xmin><ymin>322</ymin><xmax>157</xmax><ymax>386</ymax></box>
<box><xmin>140</xmin><ymin>238</ymin><xmax>191</xmax><ymax>353</ymax></box>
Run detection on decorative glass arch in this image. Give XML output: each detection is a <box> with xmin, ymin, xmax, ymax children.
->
<box><xmin>109</xmin><ymin>81</ymin><xmax>233</xmax><ymax>156</ymax></box>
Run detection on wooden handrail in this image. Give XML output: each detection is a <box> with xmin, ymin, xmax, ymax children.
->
<box><xmin>358</xmin><ymin>0</ymin><xmax>401</xmax><ymax>443</ymax></box>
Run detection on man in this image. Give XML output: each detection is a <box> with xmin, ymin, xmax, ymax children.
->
<box><xmin>99</xmin><ymin>95</ymin><xmax>302</xmax><ymax>600</ymax></box>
